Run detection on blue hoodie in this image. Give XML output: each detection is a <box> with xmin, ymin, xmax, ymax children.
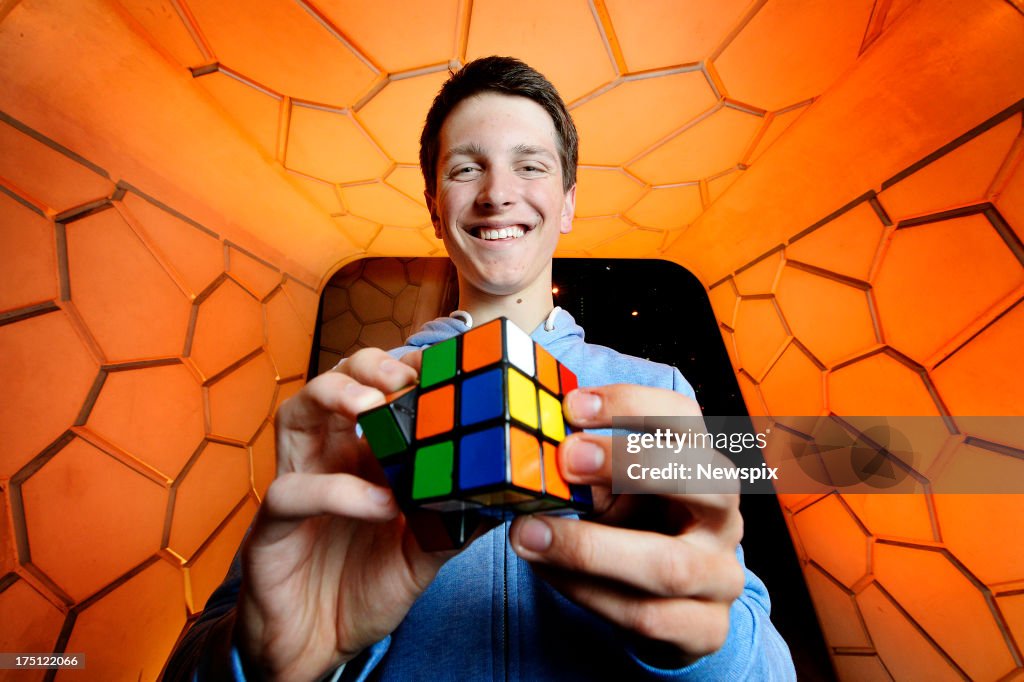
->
<box><xmin>168</xmin><ymin>310</ymin><xmax>795</xmax><ymax>681</ymax></box>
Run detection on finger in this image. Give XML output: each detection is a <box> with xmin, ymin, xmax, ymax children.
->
<box><xmin>277</xmin><ymin>372</ymin><xmax>387</xmax><ymax>434</ymax></box>
<box><xmin>563</xmin><ymin>385</ymin><xmax>701</xmax><ymax>429</ymax></box>
<box><xmin>253</xmin><ymin>471</ymin><xmax>398</xmax><ymax>545</ymax></box>
<box><xmin>532</xmin><ymin>565</ymin><xmax>735</xmax><ymax>660</ymax></box>
<box><xmin>397</xmin><ymin>348</ymin><xmax>423</xmax><ymax>374</ymax></box>
<box><xmin>509</xmin><ymin>515</ymin><xmax>744</xmax><ymax>601</ymax></box>
<box><xmin>338</xmin><ymin>347</ymin><xmax>418</xmax><ymax>393</ymax></box>
<box><xmin>558</xmin><ymin>433</ymin><xmax>742</xmax><ymax>523</ymax></box>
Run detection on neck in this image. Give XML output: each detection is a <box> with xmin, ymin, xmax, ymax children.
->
<box><xmin>455</xmin><ymin>272</ymin><xmax>555</xmax><ymax>333</ymax></box>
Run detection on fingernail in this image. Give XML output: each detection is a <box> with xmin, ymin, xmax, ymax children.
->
<box><xmin>518</xmin><ymin>517</ymin><xmax>552</xmax><ymax>553</ymax></box>
<box><xmin>569</xmin><ymin>391</ymin><xmax>602</xmax><ymax>419</ymax></box>
<box><xmin>366</xmin><ymin>485</ymin><xmax>393</xmax><ymax>507</ymax></box>
<box><xmin>380</xmin><ymin>358</ymin><xmax>403</xmax><ymax>373</ymax></box>
<box><xmin>568</xmin><ymin>439</ymin><xmax>604</xmax><ymax>475</ymax></box>
<box><xmin>344</xmin><ymin>382</ymin><xmax>375</xmax><ymax>399</ymax></box>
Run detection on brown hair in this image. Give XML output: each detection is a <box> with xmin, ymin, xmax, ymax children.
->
<box><xmin>419</xmin><ymin>56</ymin><xmax>578</xmax><ymax>196</ymax></box>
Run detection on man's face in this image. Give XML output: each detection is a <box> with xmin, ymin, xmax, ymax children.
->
<box><xmin>426</xmin><ymin>93</ymin><xmax>575</xmax><ymax>299</ymax></box>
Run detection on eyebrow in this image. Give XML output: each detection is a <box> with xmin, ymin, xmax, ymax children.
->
<box><xmin>442</xmin><ymin>143</ymin><xmax>486</xmax><ymax>165</ymax></box>
<box><xmin>511</xmin><ymin>144</ymin><xmax>556</xmax><ymax>159</ymax></box>
<box><xmin>441</xmin><ymin>143</ymin><xmax>557</xmax><ymax>165</ymax></box>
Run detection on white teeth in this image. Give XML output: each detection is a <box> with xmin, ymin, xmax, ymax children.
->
<box><xmin>478</xmin><ymin>226</ymin><xmax>525</xmax><ymax>240</ymax></box>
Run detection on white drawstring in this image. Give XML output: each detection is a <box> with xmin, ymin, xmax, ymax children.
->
<box><xmin>449</xmin><ymin>310</ymin><xmax>473</xmax><ymax>328</ymax></box>
<box><xmin>544</xmin><ymin>306</ymin><xmax>561</xmax><ymax>331</ymax></box>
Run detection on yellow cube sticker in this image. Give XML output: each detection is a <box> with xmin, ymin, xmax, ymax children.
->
<box><xmin>508</xmin><ymin>368</ymin><xmax>538</xmax><ymax>429</ymax></box>
<box><xmin>538</xmin><ymin>390</ymin><xmax>565</xmax><ymax>442</ymax></box>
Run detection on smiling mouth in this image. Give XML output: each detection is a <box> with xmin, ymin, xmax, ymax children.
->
<box><xmin>472</xmin><ymin>225</ymin><xmax>528</xmax><ymax>241</ymax></box>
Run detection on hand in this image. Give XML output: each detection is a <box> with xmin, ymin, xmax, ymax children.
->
<box><xmin>508</xmin><ymin>385</ymin><xmax>745</xmax><ymax>668</ymax></box>
<box><xmin>235</xmin><ymin>349</ymin><xmax>451</xmax><ymax>680</ymax></box>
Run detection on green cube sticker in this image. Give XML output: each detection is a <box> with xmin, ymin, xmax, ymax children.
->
<box><xmin>412</xmin><ymin>441</ymin><xmax>454</xmax><ymax>500</ymax></box>
<box><xmin>421</xmin><ymin>338</ymin><xmax>457</xmax><ymax>388</ymax></box>
<box><xmin>358</xmin><ymin>407</ymin><xmax>407</xmax><ymax>459</ymax></box>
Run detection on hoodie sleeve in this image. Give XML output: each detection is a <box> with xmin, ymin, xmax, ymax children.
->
<box><xmin>622</xmin><ymin>546</ymin><xmax>796</xmax><ymax>680</ymax></box>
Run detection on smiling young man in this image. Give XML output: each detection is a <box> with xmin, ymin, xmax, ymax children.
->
<box><xmin>165</xmin><ymin>57</ymin><xmax>794</xmax><ymax>681</ymax></box>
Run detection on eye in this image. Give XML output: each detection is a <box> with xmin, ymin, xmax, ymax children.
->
<box><xmin>517</xmin><ymin>163</ymin><xmax>548</xmax><ymax>175</ymax></box>
<box><xmin>451</xmin><ymin>165</ymin><xmax>482</xmax><ymax>180</ymax></box>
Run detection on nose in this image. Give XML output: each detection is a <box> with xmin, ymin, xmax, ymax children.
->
<box><xmin>476</xmin><ymin>167</ymin><xmax>516</xmax><ymax>210</ymax></box>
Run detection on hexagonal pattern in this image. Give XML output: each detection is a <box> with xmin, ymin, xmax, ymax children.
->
<box><xmin>62</xmin><ymin>558</ymin><xmax>185</xmax><ymax>681</ymax></box>
<box><xmin>264</xmin><ymin>290</ymin><xmax>313</xmax><ymax>379</ymax></box>
<box><xmin>4</xmin><ymin>1</ymin><xmax>1024</xmax><ymax>678</ymax></box>
<box><xmin>358</xmin><ymin>70</ymin><xmax>451</xmax><ymax>164</ymax></box>
<box><xmin>932</xmin><ymin>301</ymin><xmax>1024</xmax><ymax>419</ymax></box>
<box><xmin>841</xmin><ymin>493</ymin><xmax>935</xmax><ymax>543</ymax></box>
<box><xmin>785</xmin><ymin>200</ymin><xmax>887</xmax><ymax>283</ymax></box>
<box><xmin>87</xmin><ymin>363</ymin><xmax>205</xmax><ymax>480</ymax></box>
<box><xmin>713</xmin><ymin>97</ymin><xmax>1024</xmax><ymax>681</ymax></box>
<box><xmin>629</xmin><ymin>106</ymin><xmax>764</xmax><ymax>185</ymax></box>
<box><xmin>877</xmin><ymin>115</ymin><xmax>1020</xmax><ymax>222</ymax></box>
<box><xmin>733</xmin><ymin>250</ymin><xmax>783</xmax><ymax>296</ymax></box>
<box><xmin>873</xmin><ymin>543</ymin><xmax>1016</xmax><ymax>679</ymax></box>
<box><xmin>208</xmin><ymin>352</ymin><xmax>278</xmax><ymax>443</ymax></box>
<box><xmin>0</xmin><ymin>578</ymin><xmax>65</xmax><ymax>657</ymax></box>
<box><xmin>194</xmin><ymin>68</ymin><xmax>280</xmax><ymax>158</ymax></box>
<box><xmin>187</xmin><ymin>0</ymin><xmax>377</xmax><ymax>106</ymax></box>
<box><xmin>465</xmin><ymin>0</ymin><xmax>615</xmax><ymax>104</ymax></box>
<box><xmin>167</xmin><ymin>441</ymin><xmax>250</xmax><ymax>560</ymax></box>
<box><xmin>286</xmin><ymin>104</ymin><xmax>390</xmax><ymax>184</ymax></box>
<box><xmin>0</xmin><ymin>112</ymin><xmax>316</xmax><ymax>675</ymax></box>
<box><xmin>758</xmin><ymin>342</ymin><xmax>824</xmax><ymax>417</ymax></box>
<box><xmin>21</xmin><ymin>438</ymin><xmax>165</xmax><ymax>602</ymax></box>
<box><xmin>0</xmin><ymin>191</ymin><xmax>57</xmax><ymax>312</ymax></box>
<box><xmin>933</xmin><ymin>494</ymin><xmax>1024</xmax><ymax>586</ymax></box>
<box><xmin>572</xmin><ymin>71</ymin><xmax>717</xmax><ymax>166</ymax></box>
<box><xmin>732</xmin><ymin>298</ymin><xmax>789</xmax><ymax>381</ymax></box>
<box><xmin>714</xmin><ymin>0</ymin><xmax>875</xmax><ymax>111</ymax></box>
<box><xmin>228</xmin><ymin>245</ymin><xmax>281</xmax><ymax>300</ymax></box>
<box><xmin>792</xmin><ymin>494</ymin><xmax>870</xmax><ymax>589</ymax></box>
<box><xmin>856</xmin><ymin>584</ymin><xmax>962</xmax><ymax>681</ymax></box>
<box><xmin>829</xmin><ymin>351</ymin><xmax>942</xmax><ymax>417</ymax></box>
<box><xmin>190</xmin><ymin>278</ymin><xmax>264</xmax><ymax>380</ymax></box>
<box><xmin>315</xmin><ymin>0</ymin><xmax>459</xmax><ymax>72</ymax></box>
<box><xmin>0</xmin><ymin>118</ymin><xmax>115</xmax><ymax>214</ymax></box>
<box><xmin>105</xmin><ymin>0</ymin><xmax>913</xmax><ymax>265</ymax></box>
<box><xmin>314</xmin><ymin>257</ymin><xmax>457</xmax><ymax>371</ymax></box>
<box><xmin>119</xmin><ymin>193</ymin><xmax>223</xmax><ymax>298</ymax></box>
<box><xmin>0</xmin><ymin>310</ymin><xmax>98</xmax><ymax>478</ymax></box>
<box><xmin>803</xmin><ymin>563</ymin><xmax>871</xmax><ymax>648</ymax></box>
<box><xmin>250</xmin><ymin>422</ymin><xmax>276</xmax><ymax>500</ymax></box>
<box><xmin>66</xmin><ymin>208</ymin><xmax>192</xmax><ymax>361</ymax></box>
<box><xmin>775</xmin><ymin>266</ymin><xmax>877</xmax><ymax>367</ymax></box>
<box><xmin>873</xmin><ymin>214</ymin><xmax>1022</xmax><ymax>364</ymax></box>
<box><xmin>625</xmin><ymin>184</ymin><xmax>703</xmax><ymax>230</ymax></box>
<box><xmin>341</xmin><ymin>182</ymin><xmax>429</xmax><ymax>228</ymax></box>
<box><xmin>604</xmin><ymin>0</ymin><xmax>752</xmax><ymax>70</ymax></box>
<box><xmin>574</xmin><ymin>167</ymin><xmax>646</xmax><ymax>219</ymax></box>
<box><xmin>186</xmin><ymin>496</ymin><xmax>257</xmax><ymax>614</ymax></box>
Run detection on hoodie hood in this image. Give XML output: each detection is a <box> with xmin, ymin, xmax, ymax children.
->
<box><xmin>400</xmin><ymin>308</ymin><xmax>585</xmax><ymax>355</ymax></box>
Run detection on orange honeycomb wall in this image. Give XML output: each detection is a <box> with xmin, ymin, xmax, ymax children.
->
<box><xmin>1</xmin><ymin>0</ymin><xmax>1023</xmax><ymax>679</ymax></box>
<box><xmin>708</xmin><ymin>100</ymin><xmax>1024</xmax><ymax>679</ymax></box>
<box><xmin>0</xmin><ymin>115</ymin><xmax>318</xmax><ymax>680</ymax></box>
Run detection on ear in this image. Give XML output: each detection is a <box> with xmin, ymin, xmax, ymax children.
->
<box><xmin>425</xmin><ymin>190</ymin><xmax>442</xmax><ymax>239</ymax></box>
<box><xmin>560</xmin><ymin>184</ymin><xmax>576</xmax><ymax>234</ymax></box>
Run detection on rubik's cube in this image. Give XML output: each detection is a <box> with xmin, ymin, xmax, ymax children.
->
<box><xmin>358</xmin><ymin>317</ymin><xmax>592</xmax><ymax>549</ymax></box>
